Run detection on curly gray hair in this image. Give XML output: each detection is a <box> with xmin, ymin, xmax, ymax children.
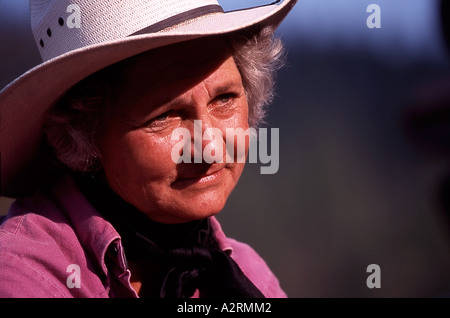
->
<box><xmin>43</xmin><ymin>26</ymin><xmax>286</xmax><ymax>172</ymax></box>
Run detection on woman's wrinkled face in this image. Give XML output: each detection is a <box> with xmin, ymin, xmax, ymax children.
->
<box><xmin>99</xmin><ymin>37</ymin><xmax>249</xmax><ymax>224</ymax></box>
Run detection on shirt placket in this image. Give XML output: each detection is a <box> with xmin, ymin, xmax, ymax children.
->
<box><xmin>104</xmin><ymin>239</ymin><xmax>138</xmax><ymax>298</ymax></box>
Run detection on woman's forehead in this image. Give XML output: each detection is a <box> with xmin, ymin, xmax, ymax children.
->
<box><xmin>119</xmin><ymin>37</ymin><xmax>234</xmax><ymax>98</ymax></box>
<box><xmin>113</xmin><ymin>37</ymin><xmax>240</xmax><ymax>116</ymax></box>
<box><xmin>131</xmin><ymin>36</ymin><xmax>232</xmax><ymax>75</ymax></box>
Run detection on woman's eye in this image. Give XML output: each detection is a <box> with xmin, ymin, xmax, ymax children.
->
<box><xmin>144</xmin><ymin>111</ymin><xmax>171</xmax><ymax>127</ymax></box>
<box><xmin>154</xmin><ymin>112</ymin><xmax>169</xmax><ymax>121</ymax></box>
<box><xmin>217</xmin><ymin>93</ymin><xmax>235</xmax><ymax>105</ymax></box>
<box><xmin>220</xmin><ymin>95</ymin><xmax>230</xmax><ymax>103</ymax></box>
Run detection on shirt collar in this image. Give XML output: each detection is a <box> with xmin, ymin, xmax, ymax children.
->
<box><xmin>49</xmin><ymin>174</ymin><xmax>234</xmax><ymax>275</ymax></box>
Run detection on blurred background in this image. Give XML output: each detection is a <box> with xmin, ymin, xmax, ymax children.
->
<box><xmin>2</xmin><ymin>0</ymin><xmax>450</xmax><ymax>297</ymax></box>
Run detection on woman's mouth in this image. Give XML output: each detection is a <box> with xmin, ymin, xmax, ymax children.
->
<box><xmin>172</xmin><ymin>166</ymin><xmax>225</xmax><ymax>189</ymax></box>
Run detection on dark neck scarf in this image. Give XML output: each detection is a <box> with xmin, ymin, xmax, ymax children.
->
<box><xmin>72</xmin><ymin>172</ymin><xmax>264</xmax><ymax>298</ymax></box>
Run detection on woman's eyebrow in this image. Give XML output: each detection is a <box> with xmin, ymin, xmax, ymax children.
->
<box><xmin>139</xmin><ymin>75</ymin><xmax>243</xmax><ymax>106</ymax></box>
<box><xmin>206</xmin><ymin>78</ymin><xmax>244</xmax><ymax>97</ymax></box>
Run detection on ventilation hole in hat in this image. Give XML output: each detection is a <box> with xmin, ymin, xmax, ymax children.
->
<box><xmin>47</xmin><ymin>28</ymin><xmax>52</xmax><ymax>37</ymax></box>
<box><xmin>58</xmin><ymin>18</ymin><xmax>64</xmax><ymax>26</ymax></box>
<box><xmin>40</xmin><ymin>39</ymin><xmax>44</xmax><ymax>48</ymax></box>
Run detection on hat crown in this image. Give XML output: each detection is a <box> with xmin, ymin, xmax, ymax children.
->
<box><xmin>30</xmin><ymin>0</ymin><xmax>223</xmax><ymax>61</ymax></box>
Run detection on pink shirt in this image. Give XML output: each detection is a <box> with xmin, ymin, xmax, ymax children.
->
<box><xmin>0</xmin><ymin>176</ymin><xmax>286</xmax><ymax>298</ymax></box>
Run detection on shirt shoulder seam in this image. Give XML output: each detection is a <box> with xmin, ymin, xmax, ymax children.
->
<box><xmin>0</xmin><ymin>250</ymin><xmax>69</xmax><ymax>297</ymax></box>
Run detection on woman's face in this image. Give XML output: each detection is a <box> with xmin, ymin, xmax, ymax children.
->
<box><xmin>99</xmin><ymin>37</ymin><xmax>249</xmax><ymax>224</ymax></box>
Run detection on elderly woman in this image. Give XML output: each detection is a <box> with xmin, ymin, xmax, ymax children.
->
<box><xmin>0</xmin><ymin>0</ymin><xmax>296</xmax><ymax>298</ymax></box>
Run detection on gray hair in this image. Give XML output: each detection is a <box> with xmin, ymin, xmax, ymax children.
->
<box><xmin>43</xmin><ymin>26</ymin><xmax>286</xmax><ymax>172</ymax></box>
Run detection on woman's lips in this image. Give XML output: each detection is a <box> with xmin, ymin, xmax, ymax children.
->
<box><xmin>172</xmin><ymin>166</ymin><xmax>225</xmax><ymax>189</ymax></box>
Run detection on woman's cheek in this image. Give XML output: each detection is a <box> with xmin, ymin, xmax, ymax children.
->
<box><xmin>123</xmin><ymin>132</ymin><xmax>177</xmax><ymax>177</ymax></box>
<box><xmin>222</xmin><ymin>114</ymin><xmax>250</xmax><ymax>160</ymax></box>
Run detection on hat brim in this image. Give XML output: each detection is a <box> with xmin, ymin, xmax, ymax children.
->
<box><xmin>0</xmin><ymin>0</ymin><xmax>297</xmax><ymax>197</ymax></box>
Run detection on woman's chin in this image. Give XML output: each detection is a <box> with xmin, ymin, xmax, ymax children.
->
<box><xmin>143</xmin><ymin>198</ymin><xmax>227</xmax><ymax>224</ymax></box>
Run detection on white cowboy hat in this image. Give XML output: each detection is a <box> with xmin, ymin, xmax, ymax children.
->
<box><xmin>0</xmin><ymin>0</ymin><xmax>297</xmax><ymax>197</ymax></box>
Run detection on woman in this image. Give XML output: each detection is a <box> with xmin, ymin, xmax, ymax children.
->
<box><xmin>0</xmin><ymin>0</ymin><xmax>297</xmax><ymax>298</ymax></box>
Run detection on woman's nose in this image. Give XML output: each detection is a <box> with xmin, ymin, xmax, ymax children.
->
<box><xmin>191</xmin><ymin>119</ymin><xmax>225</xmax><ymax>164</ymax></box>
